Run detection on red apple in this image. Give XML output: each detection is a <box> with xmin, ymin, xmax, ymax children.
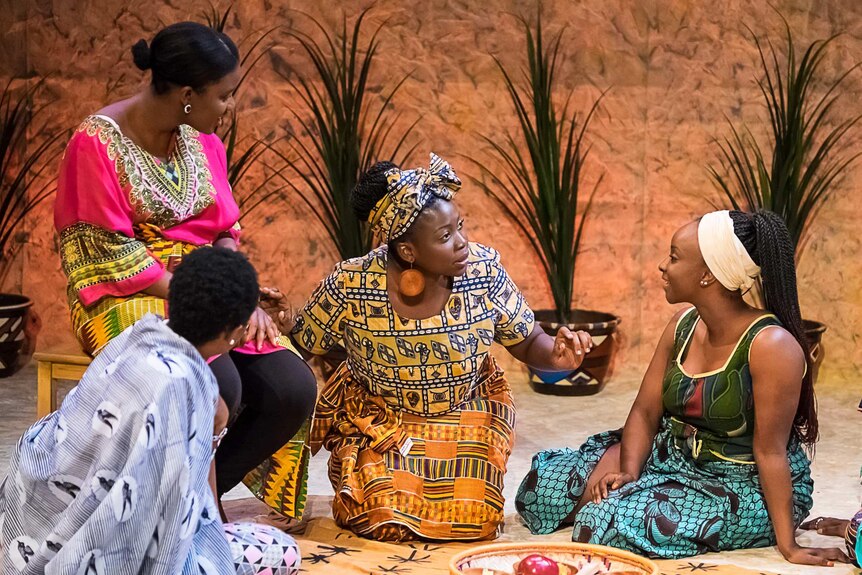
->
<box><xmin>515</xmin><ymin>554</ymin><xmax>560</xmax><ymax>575</ymax></box>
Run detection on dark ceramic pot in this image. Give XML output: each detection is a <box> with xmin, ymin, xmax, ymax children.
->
<box><xmin>529</xmin><ymin>309</ymin><xmax>621</xmax><ymax>396</ymax></box>
<box><xmin>0</xmin><ymin>294</ymin><xmax>33</xmax><ymax>378</ymax></box>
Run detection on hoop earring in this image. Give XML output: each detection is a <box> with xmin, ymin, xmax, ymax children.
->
<box><xmin>183</xmin><ymin>104</ymin><xmax>192</xmax><ymax>114</ymax></box>
<box><xmin>399</xmin><ymin>262</ymin><xmax>425</xmax><ymax>297</ymax></box>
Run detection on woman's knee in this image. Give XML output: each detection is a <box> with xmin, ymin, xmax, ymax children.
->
<box><xmin>238</xmin><ymin>351</ymin><xmax>317</xmax><ymax>418</ymax></box>
<box><xmin>279</xmin><ymin>355</ymin><xmax>318</xmax><ymax>414</ymax></box>
<box><xmin>209</xmin><ymin>354</ymin><xmax>242</xmax><ymax>419</ymax></box>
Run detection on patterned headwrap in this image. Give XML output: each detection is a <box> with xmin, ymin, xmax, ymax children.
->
<box><xmin>369</xmin><ymin>153</ymin><xmax>461</xmax><ymax>243</ymax></box>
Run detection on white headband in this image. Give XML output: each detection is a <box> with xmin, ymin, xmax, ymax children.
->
<box><xmin>697</xmin><ymin>210</ymin><xmax>761</xmax><ymax>293</ymax></box>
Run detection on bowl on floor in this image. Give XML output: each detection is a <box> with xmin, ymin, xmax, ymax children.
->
<box><xmin>449</xmin><ymin>541</ymin><xmax>658</xmax><ymax>575</ymax></box>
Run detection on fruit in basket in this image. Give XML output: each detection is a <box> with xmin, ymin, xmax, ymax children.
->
<box><xmin>515</xmin><ymin>554</ymin><xmax>561</xmax><ymax>575</ymax></box>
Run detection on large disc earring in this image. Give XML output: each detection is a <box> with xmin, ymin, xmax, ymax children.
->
<box><xmin>399</xmin><ymin>263</ymin><xmax>425</xmax><ymax>297</ymax></box>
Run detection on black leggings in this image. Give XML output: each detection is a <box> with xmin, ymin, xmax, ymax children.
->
<box><xmin>209</xmin><ymin>349</ymin><xmax>317</xmax><ymax>496</ymax></box>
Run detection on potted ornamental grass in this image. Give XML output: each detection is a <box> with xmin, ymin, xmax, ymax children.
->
<box><xmin>270</xmin><ymin>7</ymin><xmax>418</xmax><ymax>260</ymax></box>
<box><xmin>709</xmin><ymin>19</ymin><xmax>862</xmax><ymax>381</ymax></box>
<box><xmin>469</xmin><ymin>14</ymin><xmax>619</xmax><ymax>396</ymax></box>
<box><xmin>269</xmin><ymin>8</ymin><xmax>419</xmax><ymax>378</ymax></box>
<box><xmin>0</xmin><ymin>79</ymin><xmax>64</xmax><ymax>377</ymax></box>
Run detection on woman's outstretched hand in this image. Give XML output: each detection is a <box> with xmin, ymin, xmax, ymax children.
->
<box><xmin>548</xmin><ymin>326</ymin><xmax>593</xmax><ymax>371</ymax></box>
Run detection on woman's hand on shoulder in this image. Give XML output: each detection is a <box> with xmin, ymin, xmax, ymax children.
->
<box><xmin>258</xmin><ymin>287</ymin><xmax>296</xmax><ymax>335</ymax></box>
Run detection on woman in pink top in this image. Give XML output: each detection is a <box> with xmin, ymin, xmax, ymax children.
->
<box><xmin>54</xmin><ymin>22</ymin><xmax>316</xmax><ymax>520</ymax></box>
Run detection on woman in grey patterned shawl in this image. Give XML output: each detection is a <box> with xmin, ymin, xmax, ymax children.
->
<box><xmin>0</xmin><ymin>248</ymin><xmax>301</xmax><ymax>575</ymax></box>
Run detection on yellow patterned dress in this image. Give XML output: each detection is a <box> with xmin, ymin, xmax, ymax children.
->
<box><xmin>295</xmin><ymin>242</ymin><xmax>535</xmax><ymax>541</ymax></box>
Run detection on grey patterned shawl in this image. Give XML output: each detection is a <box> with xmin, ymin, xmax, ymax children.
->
<box><xmin>1</xmin><ymin>315</ymin><xmax>235</xmax><ymax>574</ymax></box>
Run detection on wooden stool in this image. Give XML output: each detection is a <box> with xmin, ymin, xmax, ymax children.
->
<box><xmin>33</xmin><ymin>349</ymin><xmax>92</xmax><ymax>417</ymax></box>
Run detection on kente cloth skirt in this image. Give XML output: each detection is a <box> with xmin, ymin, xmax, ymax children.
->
<box><xmin>310</xmin><ymin>356</ymin><xmax>515</xmax><ymax>542</ymax></box>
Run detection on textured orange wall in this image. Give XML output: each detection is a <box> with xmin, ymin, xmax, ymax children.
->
<box><xmin>3</xmin><ymin>0</ymin><xmax>862</xmax><ymax>381</ymax></box>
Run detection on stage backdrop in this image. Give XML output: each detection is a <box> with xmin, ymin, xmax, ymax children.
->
<box><xmin>3</xmin><ymin>0</ymin><xmax>861</xmax><ymax>381</ymax></box>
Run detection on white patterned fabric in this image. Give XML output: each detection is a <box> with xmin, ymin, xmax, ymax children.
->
<box><xmin>0</xmin><ymin>315</ymin><xmax>300</xmax><ymax>575</ymax></box>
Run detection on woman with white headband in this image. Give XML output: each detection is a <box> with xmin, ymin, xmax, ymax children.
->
<box><xmin>517</xmin><ymin>210</ymin><xmax>850</xmax><ymax>567</ymax></box>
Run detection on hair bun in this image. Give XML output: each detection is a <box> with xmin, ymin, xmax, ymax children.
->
<box><xmin>131</xmin><ymin>39</ymin><xmax>152</xmax><ymax>71</ymax></box>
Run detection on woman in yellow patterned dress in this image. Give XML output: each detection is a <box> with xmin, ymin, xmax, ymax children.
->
<box><xmin>265</xmin><ymin>154</ymin><xmax>593</xmax><ymax>541</ymax></box>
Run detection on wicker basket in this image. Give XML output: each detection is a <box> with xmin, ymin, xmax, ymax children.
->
<box><xmin>449</xmin><ymin>541</ymin><xmax>658</xmax><ymax>575</ymax></box>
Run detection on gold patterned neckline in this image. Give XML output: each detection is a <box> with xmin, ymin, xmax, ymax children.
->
<box><xmin>83</xmin><ymin>115</ymin><xmax>216</xmax><ymax>228</ymax></box>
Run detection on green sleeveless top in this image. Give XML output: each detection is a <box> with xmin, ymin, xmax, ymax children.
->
<box><xmin>662</xmin><ymin>307</ymin><xmax>782</xmax><ymax>464</ymax></box>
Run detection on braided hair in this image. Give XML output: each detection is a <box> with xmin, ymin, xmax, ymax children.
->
<box><xmin>729</xmin><ymin>210</ymin><xmax>817</xmax><ymax>444</ymax></box>
<box><xmin>351</xmin><ymin>161</ymin><xmax>399</xmax><ymax>222</ymax></box>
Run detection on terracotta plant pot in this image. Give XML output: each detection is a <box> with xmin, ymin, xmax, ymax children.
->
<box><xmin>803</xmin><ymin>319</ymin><xmax>826</xmax><ymax>384</ymax></box>
<box><xmin>0</xmin><ymin>294</ymin><xmax>33</xmax><ymax>378</ymax></box>
<box><xmin>529</xmin><ymin>309</ymin><xmax>621</xmax><ymax>396</ymax></box>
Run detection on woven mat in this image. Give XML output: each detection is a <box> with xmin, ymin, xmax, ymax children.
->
<box><xmin>288</xmin><ymin>517</ymin><xmax>783</xmax><ymax>575</ymax></box>
<box><xmin>222</xmin><ymin>497</ymin><xmax>784</xmax><ymax>574</ymax></box>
